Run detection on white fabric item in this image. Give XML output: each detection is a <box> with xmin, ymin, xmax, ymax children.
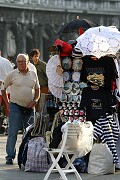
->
<box><xmin>28</xmin><ymin>62</ymin><xmax>37</xmax><ymax>74</ymax></box>
<box><xmin>77</xmin><ymin>121</ymin><xmax>93</xmax><ymax>157</ymax></box>
<box><xmin>115</xmin><ymin>113</ymin><xmax>120</xmax><ymax>168</ymax></box>
<box><xmin>116</xmin><ymin>135</ymin><xmax>120</xmax><ymax>169</ymax></box>
<box><xmin>48</xmin><ymin>82</ymin><xmax>62</xmax><ymax>99</ymax></box>
<box><xmin>61</xmin><ymin>121</ymin><xmax>93</xmax><ymax>157</ymax></box>
<box><xmin>75</xmin><ymin>26</ymin><xmax>120</xmax><ymax>58</ymax></box>
<box><xmin>94</xmin><ymin>114</ymin><xmax>119</xmax><ymax>164</ymax></box>
<box><xmin>46</xmin><ymin>55</ymin><xmax>64</xmax><ymax>98</ymax></box>
<box><xmin>46</xmin><ymin>55</ymin><xmax>64</xmax><ymax>88</ymax></box>
<box><xmin>88</xmin><ymin>143</ymin><xmax>115</xmax><ymax>175</ymax></box>
<box><xmin>0</xmin><ymin>56</ymin><xmax>13</xmax><ymax>95</ymax></box>
<box><xmin>114</xmin><ymin>58</ymin><xmax>120</xmax><ymax>95</ymax></box>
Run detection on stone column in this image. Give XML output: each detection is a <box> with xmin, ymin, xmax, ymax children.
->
<box><xmin>16</xmin><ymin>23</ymin><xmax>27</xmax><ymax>54</ymax></box>
<box><xmin>2</xmin><ymin>22</ymin><xmax>8</xmax><ymax>58</ymax></box>
<box><xmin>39</xmin><ymin>26</ymin><xmax>43</xmax><ymax>61</ymax></box>
<box><xmin>20</xmin><ymin>24</ymin><xmax>27</xmax><ymax>53</ymax></box>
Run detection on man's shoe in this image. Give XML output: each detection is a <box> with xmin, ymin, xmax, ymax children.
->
<box><xmin>6</xmin><ymin>159</ymin><xmax>13</xmax><ymax>165</ymax></box>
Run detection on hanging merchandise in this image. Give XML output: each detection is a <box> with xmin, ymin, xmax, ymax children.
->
<box><xmin>60</xmin><ymin>93</ymin><xmax>67</xmax><ymax>102</ymax></box>
<box><xmin>47</xmin><ymin>37</ymin><xmax>86</xmax><ymax>122</ymax></box>
<box><xmin>72</xmin><ymin>58</ymin><xmax>83</xmax><ymax>71</ymax></box>
<box><xmin>54</xmin><ymin>39</ymin><xmax>73</xmax><ymax>57</ymax></box>
<box><xmin>61</xmin><ymin>57</ymin><xmax>72</xmax><ymax>70</ymax></box>
<box><xmin>72</xmin><ymin>48</ymin><xmax>83</xmax><ymax>59</ymax></box>
<box><xmin>67</xmin><ymin>94</ymin><xmax>73</xmax><ymax>103</ymax></box>
<box><xmin>80</xmin><ymin>55</ymin><xmax>118</xmax><ymax>91</ymax></box>
<box><xmin>63</xmin><ymin>71</ymin><xmax>71</xmax><ymax>82</ymax></box>
<box><xmin>79</xmin><ymin>82</ymin><xmax>88</xmax><ymax>90</ymax></box>
<box><xmin>87</xmin><ymin>73</ymin><xmax>104</xmax><ymax>87</ymax></box>
<box><xmin>72</xmin><ymin>95</ymin><xmax>79</xmax><ymax>103</ymax></box>
<box><xmin>62</xmin><ymin>81</ymin><xmax>72</xmax><ymax>94</ymax></box>
<box><xmin>46</xmin><ymin>55</ymin><xmax>64</xmax><ymax>88</ymax></box>
<box><xmin>46</xmin><ymin>94</ymin><xmax>59</xmax><ymax>109</ymax></box>
<box><xmin>71</xmin><ymin>82</ymin><xmax>80</xmax><ymax>95</ymax></box>
<box><xmin>48</xmin><ymin>83</ymin><xmax>62</xmax><ymax>99</ymax></box>
<box><xmin>75</xmin><ymin>26</ymin><xmax>120</xmax><ymax>58</ymax></box>
<box><xmin>72</xmin><ymin>72</ymin><xmax>81</xmax><ymax>82</ymax></box>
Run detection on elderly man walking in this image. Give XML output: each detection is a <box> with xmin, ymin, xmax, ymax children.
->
<box><xmin>1</xmin><ymin>54</ymin><xmax>40</xmax><ymax>165</ymax></box>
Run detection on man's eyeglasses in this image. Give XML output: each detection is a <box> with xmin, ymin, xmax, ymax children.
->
<box><xmin>17</xmin><ymin>61</ymin><xmax>27</xmax><ymax>64</ymax></box>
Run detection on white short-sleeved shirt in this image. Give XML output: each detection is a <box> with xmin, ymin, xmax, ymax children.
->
<box><xmin>3</xmin><ymin>68</ymin><xmax>40</xmax><ymax>107</ymax></box>
<box><xmin>0</xmin><ymin>56</ymin><xmax>13</xmax><ymax>95</ymax></box>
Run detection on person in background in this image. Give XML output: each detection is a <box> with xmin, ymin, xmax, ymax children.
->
<box><xmin>28</xmin><ymin>59</ymin><xmax>37</xmax><ymax>74</ymax></box>
<box><xmin>29</xmin><ymin>49</ymin><xmax>48</xmax><ymax>111</ymax></box>
<box><xmin>1</xmin><ymin>53</ymin><xmax>40</xmax><ymax>165</ymax></box>
<box><xmin>0</xmin><ymin>56</ymin><xmax>13</xmax><ymax>134</ymax></box>
<box><xmin>7</xmin><ymin>56</ymin><xmax>15</xmax><ymax>68</ymax></box>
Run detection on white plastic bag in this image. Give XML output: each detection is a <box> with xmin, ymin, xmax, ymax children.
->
<box><xmin>77</xmin><ymin>121</ymin><xmax>94</xmax><ymax>157</ymax></box>
<box><xmin>88</xmin><ymin>143</ymin><xmax>115</xmax><ymax>175</ymax></box>
<box><xmin>62</xmin><ymin>121</ymin><xmax>93</xmax><ymax>154</ymax></box>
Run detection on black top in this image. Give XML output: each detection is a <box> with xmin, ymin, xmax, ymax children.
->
<box><xmin>80</xmin><ymin>86</ymin><xmax>115</xmax><ymax>124</ymax></box>
<box><xmin>81</xmin><ymin>56</ymin><xmax>118</xmax><ymax>90</ymax></box>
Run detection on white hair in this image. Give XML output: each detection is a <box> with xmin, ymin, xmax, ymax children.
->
<box><xmin>16</xmin><ymin>53</ymin><xmax>29</xmax><ymax>62</ymax></box>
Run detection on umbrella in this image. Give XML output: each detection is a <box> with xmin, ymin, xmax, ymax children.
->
<box><xmin>56</xmin><ymin>19</ymin><xmax>99</xmax><ymax>36</ymax></box>
<box><xmin>75</xmin><ymin>26</ymin><xmax>120</xmax><ymax>58</ymax></box>
<box><xmin>46</xmin><ymin>55</ymin><xmax>64</xmax><ymax>88</ymax></box>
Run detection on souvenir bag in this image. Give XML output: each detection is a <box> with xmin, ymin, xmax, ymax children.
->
<box><xmin>31</xmin><ymin>112</ymin><xmax>50</xmax><ymax>137</ymax></box>
<box><xmin>25</xmin><ymin>136</ymin><xmax>51</xmax><ymax>172</ymax></box>
<box><xmin>46</xmin><ymin>111</ymin><xmax>65</xmax><ymax>146</ymax></box>
<box><xmin>31</xmin><ymin>93</ymin><xmax>50</xmax><ymax>137</ymax></box>
<box><xmin>62</xmin><ymin>121</ymin><xmax>93</xmax><ymax>155</ymax></box>
<box><xmin>77</xmin><ymin>121</ymin><xmax>93</xmax><ymax>157</ymax></box>
<box><xmin>88</xmin><ymin>143</ymin><xmax>115</xmax><ymax>175</ymax></box>
<box><xmin>17</xmin><ymin>124</ymin><xmax>35</xmax><ymax>169</ymax></box>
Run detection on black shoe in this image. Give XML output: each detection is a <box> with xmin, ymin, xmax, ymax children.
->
<box><xmin>6</xmin><ymin>159</ymin><xmax>13</xmax><ymax>165</ymax></box>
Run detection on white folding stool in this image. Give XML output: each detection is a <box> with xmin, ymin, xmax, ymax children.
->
<box><xmin>43</xmin><ymin>123</ymin><xmax>82</xmax><ymax>180</ymax></box>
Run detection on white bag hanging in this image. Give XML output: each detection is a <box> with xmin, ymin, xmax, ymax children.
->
<box><xmin>77</xmin><ymin>121</ymin><xmax>94</xmax><ymax>157</ymax></box>
<box><xmin>88</xmin><ymin>143</ymin><xmax>115</xmax><ymax>175</ymax></box>
<box><xmin>61</xmin><ymin>121</ymin><xmax>94</xmax><ymax>156</ymax></box>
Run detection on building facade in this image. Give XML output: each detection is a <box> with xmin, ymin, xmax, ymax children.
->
<box><xmin>0</xmin><ymin>0</ymin><xmax>120</xmax><ymax>61</ymax></box>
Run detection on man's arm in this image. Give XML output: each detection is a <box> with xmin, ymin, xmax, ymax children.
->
<box><xmin>26</xmin><ymin>88</ymin><xmax>40</xmax><ymax>108</ymax></box>
<box><xmin>1</xmin><ymin>88</ymin><xmax>10</xmax><ymax>116</ymax></box>
<box><xmin>33</xmin><ymin>88</ymin><xmax>41</xmax><ymax>103</ymax></box>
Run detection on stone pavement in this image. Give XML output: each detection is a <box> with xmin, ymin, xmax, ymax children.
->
<box><xmin>0</xmin><ymin>134</ymin><xmax>120</xmax><ymax>180</ymax></box>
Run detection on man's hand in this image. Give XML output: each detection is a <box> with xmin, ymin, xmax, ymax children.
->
<box><xmin>26</xmin><ymin>100</ymin><xmax>37</xmax><ymax>109</ymax></box>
